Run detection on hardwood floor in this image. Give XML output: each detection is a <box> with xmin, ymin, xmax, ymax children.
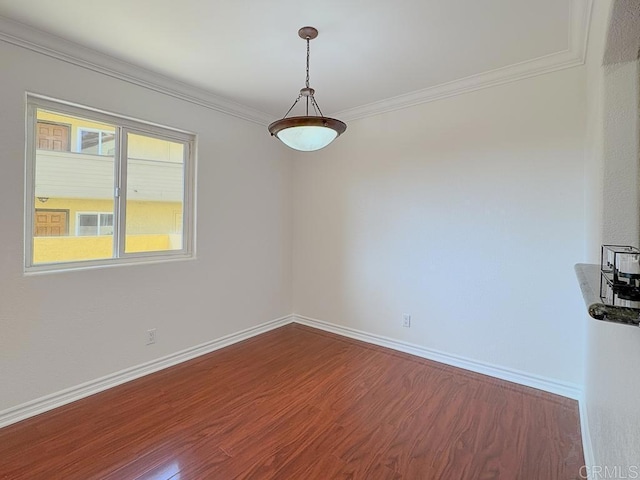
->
<box><xmin>0</xmin><ymin>324</ymin><xmax>584</xmax><ymax>479</ymax></box>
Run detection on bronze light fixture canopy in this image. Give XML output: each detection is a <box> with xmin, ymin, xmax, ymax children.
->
<box><xmin>268</xmin><ymin>26</ymin><xmax>346</xmax><ymax>152</ymax></box>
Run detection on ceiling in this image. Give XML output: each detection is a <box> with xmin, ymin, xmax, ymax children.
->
<box><xmin>0</xmin><ymin>0</ymin><xmax>589</xmax><ymax>122</ymax></box>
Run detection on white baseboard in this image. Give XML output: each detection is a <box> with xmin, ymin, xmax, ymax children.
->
<box><xmin>579</xmin><ymin>397</ymin><xmax>595</xmax><ymax>478</ymax></box>
<box><xmin>293</xmin><ymin>314</ymin><xmax>591</xmax><ymax>471</ymax></box>
<box><xmin>2</xmin><ymin>310</ymin><xmax>588</xmax><ymax>470</ymax></box>
<box><xmin>0</xmin><ymin>315</ymin><xmax>293</xmax><ymax>429</ymax></box>
<box><xmin>293</xmin><ymin>314</ymin><xmax>583</xmax><ymax>400</ymax></box>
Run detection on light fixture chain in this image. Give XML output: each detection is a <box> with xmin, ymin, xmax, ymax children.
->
<box><xmin>306</xmin><ymin>37</ymin><xmax>310</xmax><ymax>89</ymax></box>
<box><xmin>311</xmin><ymin>96</ymin><xmax>325</xmax><ymax>118</ymax></box>
<box><xmin>283</xmin><ymin>94</ymin><xmax>302</xmax><ymax>119</ymax></box>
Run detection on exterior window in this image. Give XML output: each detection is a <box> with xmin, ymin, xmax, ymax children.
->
<box><xmin>26</xmin><ymin>95</ymin><xmax>196</xmax><ymax>271</ymax></box>
<box><xmin>76</xmin><ymin>213</ymin><xmax>114</xmax><ymax>236</ymax></box>
<box><xmin>78</xmin><ymin>128</ymin><xmax>116</xmax><ymax>156</ymax></box>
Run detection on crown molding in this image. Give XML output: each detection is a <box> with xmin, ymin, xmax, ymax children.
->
<box><xmin>0</xmin><ymin>15</ymin><xmax>273</xmax><ymax>126</ymax></box>
<box><xmin>332</xmin><ymin>0</ymin><xmax>594</xmax><ymax>122</ymax></box>
<box><xmin>0</xmin><ymin>0</ymin><xmax>593</xmax><ymax>126</ymax></box>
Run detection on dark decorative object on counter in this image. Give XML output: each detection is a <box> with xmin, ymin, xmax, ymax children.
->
<box><xmin>575</xmin><ymin>245</ymin><xmax>640</xmax><ymax>326</ymax></box>
<box><xmin>576</xmin><ymin>263</ymin><xmax>640</xmax><ymax>326</ymax></box>
<box><xmin>600</xmin><ymin>245</ymin><xmax>640</xmax><ymax>307</ymax></box>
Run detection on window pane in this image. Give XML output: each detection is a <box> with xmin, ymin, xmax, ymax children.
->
<box><xmin>79</xmin><ymin>129</ymin><xmax>115</xmax><ymax>156</ymax></box>
<box><xmin>99</xmin><ymin>213</ymin><xmax>114</xmax><ymax>235</ymax></box>
<box><xmin>79</xmin><ymin>215</ymin><xmax>98</xmax><ymax>226</ymax></box>
<box><xmin>80</xmin><ymin>131</ymin><xmax>99</xmax><ymax>153</ymax></box>
<box><xmin>33</xmin><ymin>109</ymin><xmax>115</xmax><ymax>264</ymax></box>
<box><xmin>124</xmin><ymin>132</ymin><xmax>184</xmax><ymax>253</ymax></box>
<box><xmin>100</xmin><ymin>214</ymin><xmax>113</xmax><ymax>226</ymax></box>
<box><xmin>77</xmin><ymin>214</ymin><xmax>98</xmax><ymax>236</ymax></box>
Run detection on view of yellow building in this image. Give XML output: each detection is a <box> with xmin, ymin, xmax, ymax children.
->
<box><xmin>33</xmin><ymin>109</ymin><xmax>185</xmax><ymax>264</ymax></box>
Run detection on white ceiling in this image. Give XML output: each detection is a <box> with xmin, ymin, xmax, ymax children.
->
<box><xmin>0</xmin><ymin>0</ymin><xmax>588</xmax><ymax>121</ymax></box>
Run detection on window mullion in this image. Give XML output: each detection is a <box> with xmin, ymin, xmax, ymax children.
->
<box><xmin>114</xmin><ymin>127</ymin><xmax>128</xmax><ymax>258</ymax></box>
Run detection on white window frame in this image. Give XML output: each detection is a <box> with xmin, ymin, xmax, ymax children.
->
<box><xmin>25</xmin><ymin>94</ymin><xmax>197</xmax><ymax>273</ymax></box>
<box><xmin>75</xmin><ymin>212</ymin><xmax>114</xmax><ymax>236</ymax></box>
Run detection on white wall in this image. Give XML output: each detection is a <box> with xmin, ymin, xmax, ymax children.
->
<box><xmin>292</xmin><ymin>67</ymin><xmax>587</xmax><ymax>387</ymax></box>
<box><xmin>6</xmin><ymin>7</ymin><xmax>640</xmax><ymax>471</ymax></box>
<box><xmin>0</xmin><ymin>40</ymin><xmax>293</xmax><ymax>411</ymax></box>
<box><xmin>583</xmin><ymin>0</ymin><xmax>640</xmax><ymax>469</ymax></box>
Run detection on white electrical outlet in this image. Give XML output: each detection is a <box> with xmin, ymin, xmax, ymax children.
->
<box><xmin>403</xmin><ymin>314</ymin><xmax>411</xmax><ymax>328</ymax></box>
<box><xmin>146</xmin><ymin>328</ymin><xmax>157</xmax><ymax>345</ymax></box>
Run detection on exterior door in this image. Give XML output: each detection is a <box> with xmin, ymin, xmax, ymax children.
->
<box><xmin>37</xmin><ymin>121</ymin><xmax>70</xmax><ymax>151</ymax></box>
<box><xmin>35</xmin><ymin>209</ymin><xmax>69</xmax><ymax>236</ymax></box>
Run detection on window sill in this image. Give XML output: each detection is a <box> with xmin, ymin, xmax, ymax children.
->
<box><xmin>25</xmin><ymin>253</ymin><xmax>195</xmax><ymax>276</ymax></box>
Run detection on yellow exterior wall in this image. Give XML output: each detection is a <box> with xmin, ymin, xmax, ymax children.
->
<box><xmin>125</xmin><ymin>235</ymin><xmax>172</xmax><ymax>254</ymax></box>
<box><xmin>38</xmin><ymin>111</ymin><xmax>114</xmax><ymax>154</ymax></box>
<box><xmin>34</xmin><ymin>236</ymin><xmax>112</xmax><ymax>263</ymax></box>
<box><xmin>36</xmin><ymin>198</ymin><xmax>112</xmax><ymax>234</ymax></box>
<box><xmin>37</xmin><ymin>111</ymin><xmax>183</xmax><ymax>162</ymax></box>
<box><xmin>33</xmin><ymin>198</ymin><xmax>182</xmax><ymax>263</ymax></box>
<box><xmin>125</xmin><ymin>200</ymin><xmax>183</xmax><ymax>234</ymax></box>
<box><xmin>35</xmin><ymin>198</ymin><xmax>182</xmax><ymax>235</ymax></box>
<box><xmin>33</xmin><ymin>235</ymin><xmax>171</xmax><ymax>263</ymax></box>
<box><xmin>127</xmin><ymin>133</ymin><xmax>184</xmax><ymax>163</ymax></box>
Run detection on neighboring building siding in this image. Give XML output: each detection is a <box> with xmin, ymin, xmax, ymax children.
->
<box><xmin>35</xmin><ymin>198</ymin><xmax>183</xmax><ymax>236</ymax></box>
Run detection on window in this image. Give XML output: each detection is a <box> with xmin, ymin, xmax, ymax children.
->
<box><xmin>26</xmin><ymin>95</ymin><xmax>196</xmax><ymax>271</ymax></box>
<box><xmin>77</xmin><ymin>128</ymin><xmax>116</xmax><ymax>156</ymax></box>
<box><xmin>76</xmin><ymin>213</ymin><xmax>114</xmax><ymax>236</ymax></box>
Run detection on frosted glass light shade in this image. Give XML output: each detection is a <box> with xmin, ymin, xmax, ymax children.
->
<box><xmin>268</xmin><ymin>116</ymin><xmax>346</xmax><ymax>152</ymax></box>
<box><xmin>278</xmin><ymin>126</ymin><xmax>337</xmax><ymax>151</ymax></box>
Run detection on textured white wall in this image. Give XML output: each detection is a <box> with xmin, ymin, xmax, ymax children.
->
<box><xmin>0</xmin><ymin>40</ymin><xmax>293</xmax><ymax>411</ymax></box>
<box><xmin>583</xmin><ymin>0</ymin><xmax>640</xmax><ymax>469</ymax></box>
<box><xmin>292</xmin><ymin>68</ymin><xmax>587</xmax><ymax>385</ymax></box>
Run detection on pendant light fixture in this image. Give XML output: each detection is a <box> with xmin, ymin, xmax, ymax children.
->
<box><xmin>268</xmin><ymin>26</ymin><xmax>346</xmax><ymax>152</ymax></box>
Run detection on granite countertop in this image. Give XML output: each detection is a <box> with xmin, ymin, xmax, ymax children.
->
<box><xmin>575</xmin><ymin>263</ymin><xmax>640</xmax><ymax>326</ymax></box>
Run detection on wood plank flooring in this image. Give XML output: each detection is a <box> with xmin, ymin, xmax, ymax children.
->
<box><xmin>0</xmin><ymin>324</ymin><xmax>584</xmax><ymax>479</ymax></box>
